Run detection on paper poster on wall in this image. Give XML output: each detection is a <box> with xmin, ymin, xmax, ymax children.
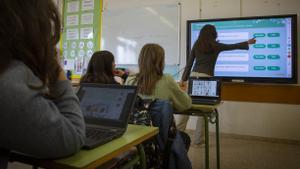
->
<box><xmin>87</xmin><ymin>41</ymin><xmax>94</xmax><ymax>49</ymax></box>
<box><xmin>66</xmin><ymin>28</ymin><xmax>79</xmax><ymax>40</ymax></box>
<box><xmin>82</xmin><ymin>0</ymin><xmax>94</xmax><ymax>11</ymax></box>
<box><xmin>70</xmin><ymin>50</ymin><xmax>76</xmax><ymax>58</ymax></box>
<box><xmin>63</xmin><ymin>50</ymin><xmax>68</xmax><ymax>57</ymax></box>
<box><xmin>87</xmin><ymin>50</ymin><xmax>93</xmax><ymax>57</ymax></box>
<box><xmin>67</xmin><ymin>1</ymin><xmax>79</xmax><ymax>13</ymax></box>
<box><xmin>63</xmin><ymin>42</ymin><xmax>68</xmax><ymax>49</ymax></box>
<box><xmin>75</xmin><ymin>56</ymin><xmax>84</xmax><ymax>74</ymax></box>
<box><xmin>67</xmin><ymin>15</ymin><xmax>79</xmax><ymax>26</ymax></box>
<box><xmin>80</xmin><ymin>27</ymin><xmax>94</xmax><ymax>39</ymax></box>
<box><xmin>71</xmin><ymin>42</ymin><xmax>77</xmax><ymax>49</ymax></box>
<box><xmin>78</xmin><ymin>50</ymin><xmax>85</xmax><ymax>57</ymax></box>
<box><xmin>81</xmin><ymin>13</ymin><xmax>94</xmax><ymax>25</ymax></box>
<box><xmin>79</xmin><ymin>42</ymin><xmax>85</xmax><ymax>49</ymax></box>
<box><xmin>64</xmin><ymin>59</ymin><xmax>75</xmax><ymax>70</ymax></box>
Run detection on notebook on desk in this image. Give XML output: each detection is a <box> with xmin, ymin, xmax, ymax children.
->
<box><xmin>188</xmin><ymin>77</ymin><xmax>221</xmax><ymax>105</ymax></box>
<box><xmin>77</xmin><ymin>84</ymin><xmax>137</xmax><ymax>149</ymax></box>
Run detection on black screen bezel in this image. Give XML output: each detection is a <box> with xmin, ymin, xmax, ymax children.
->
<box><xmin>188</xmin><ymin>77</ymin><xmax>222</xmax><ymax>100</ymax></box>
<box><xmin>77</xmin><ymin>83</ymin><xmax>137</xmax><ymax>128</ymax></box>
<box><xmin>186</xmin><ymin>14</ymin><xmax>298</xmax><ymax>84</ymax></box>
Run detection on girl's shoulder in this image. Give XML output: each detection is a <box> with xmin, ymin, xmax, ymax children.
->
<box><xmin>161</xmin><ymin>74</ymin><xmax>175</xmax><ymax>81</ymax></box>
<box><xmin>157</xmin><ymin>74</ymin><xmax>177</xmax><ymax>86</ymax></box>
<box><xmin>0</xmin><ymin>60</ymin><xmax>44</xmax><ymax>95</ymax></box>
<box><xmin>125</xmin><ymin>74</ymin><xmax>138</xmax><ymax>85</ymax></box>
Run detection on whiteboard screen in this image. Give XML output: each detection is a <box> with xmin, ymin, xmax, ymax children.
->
<box><xmin>101</xmin><ymin>4</ymin><xmax>179</xmax><ymax>65</ymax></box>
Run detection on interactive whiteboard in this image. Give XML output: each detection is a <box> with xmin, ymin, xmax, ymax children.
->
<box><xmin>187</xmin><ymin>15</ymin><xmax>297</xmax><ymax>83</ymax></box>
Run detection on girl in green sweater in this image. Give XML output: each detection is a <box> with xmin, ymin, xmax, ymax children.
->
<box><xmin>125</xmin><ymin>43</ymin><xmax>191</xmax><ymax>112</ymax></box>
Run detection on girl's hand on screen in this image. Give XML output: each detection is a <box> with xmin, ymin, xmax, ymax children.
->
<box><xmin>248</xmin><ymin>38</ymin><xmax>256</xmax><ymax>44</ymax></box>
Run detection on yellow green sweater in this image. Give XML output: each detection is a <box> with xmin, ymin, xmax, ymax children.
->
<box><xmin>125</xmin><ymin>74</ymin><xmax>192</xmax><ymax>112</ymax></box>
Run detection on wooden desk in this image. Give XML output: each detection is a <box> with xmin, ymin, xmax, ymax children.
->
<box><xmin>175</xmin><ymin>104</ymin><xmax>220</xmax><ymax>169</ymax></box>
<box><xmin>10</xmin><ymin>125</ymin><xmax>158</xmax><ymax>169</ymax></box>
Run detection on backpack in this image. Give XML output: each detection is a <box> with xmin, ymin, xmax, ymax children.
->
<box><xmin>129</xmin><ymin>97</ymin><xmax>191</xmax><ymax>169</ymax></box>
<box><xmin>129</xmin><ymin>97</ymin><xmax>163</xmax><ymax>168</ymax></box>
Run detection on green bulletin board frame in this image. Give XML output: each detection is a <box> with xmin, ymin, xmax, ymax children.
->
<box><xmin>61</xmin><ymin>0</ymin><xmax>102</xmax><ymax>79</ymax></box>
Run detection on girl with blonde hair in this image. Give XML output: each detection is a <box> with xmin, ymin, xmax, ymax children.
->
<box><xmin>125</xmin><ymin>43</ymin><xmax>191</xmax><ymax>112</ymax></box>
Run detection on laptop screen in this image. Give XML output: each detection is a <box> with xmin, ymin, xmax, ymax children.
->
<box><xmin>77</xmin><ymin>84</ymin><xmax>137</xmax><ymax>126</ymax></box>
<box><xmin>188</xmin><ymin>78</ymin><xmax>220</xmax><ymax>98</ymax></box>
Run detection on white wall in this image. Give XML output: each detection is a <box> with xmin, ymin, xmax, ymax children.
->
<box><xmin>99</xmin><ymin>0</ymin><xmax>300</xmax><ymax>141</ymax></box>
<box><xmin>219</xmin><ymin>102</ymin><xmax>300</xmax><ymax>140</ymax></box>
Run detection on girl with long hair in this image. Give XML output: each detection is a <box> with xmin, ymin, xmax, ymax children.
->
<box><xmin>181</xmin><ymin>24</ymin><xmax>256</xmax><ymax>80</ymax></box>
<box><xmin>81</xmin><ymin>51</ymin><xmax>120</xmax><ymax>84</ymax></box>
<box><xmin>179</xmin><ymin>24</ymin><xmax>256</xmax><ymax>144</ymax></box>
<box><xmin>0</xmin><ymin>0</ymin><xmax>85</xmax><ymax>158</ymax></box>
<box><xmin>125</xmin><ymin>43</ymin><xmax>191</xmax><ymax>112</ymax></box>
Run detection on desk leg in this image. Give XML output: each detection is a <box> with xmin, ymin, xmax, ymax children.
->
<box><xmin>215</xmin><ymin>109</ymin><xmax>220</xmax><ymax>169</ymax></box>
<box><xmin>137</xmin><ymin>144</ymin><xmax>146</xmax><ymax>169</ymax></box>
<box><xmin>204</xmin><ymin>115</ymin><xmax>209</xmax><ymax>169</ymax></box>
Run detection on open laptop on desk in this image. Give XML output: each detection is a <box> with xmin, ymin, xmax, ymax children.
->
<box><xmin>77</xmin><ymin>84</ymin><xmax>137</xmax><ymax>149</ymax></box>
<box><xmin>188</xmin><ymin>77</ymin><xmax>221</xmax><ymax>105</ymax></box>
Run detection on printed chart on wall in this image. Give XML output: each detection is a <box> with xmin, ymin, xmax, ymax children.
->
<box><xmin>62</xmin><ymin>0</ymin><xmax>102</xmax><ymax>78</ymax></box>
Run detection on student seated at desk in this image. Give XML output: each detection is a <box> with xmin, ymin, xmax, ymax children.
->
<box><xmin>80</xmin><ymin>51</ymin><xmax>128</xmax><ymax>85</ymax></box>
<box><xmin>0</xmin><ymin>0</ymin><xmax>85</xmax><ymax>159</ymax></box>
<box><xmin>125</xmin><ymin>43</ymin><xmax>192</xmax><ymax>169</ymax></box>
<box><xmin>125</xmin><ymin>43</ymin><xmax>192</xmax><ymax>112</ymax></box>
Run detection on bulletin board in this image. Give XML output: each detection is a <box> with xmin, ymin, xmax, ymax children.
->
<box><xmin>61</xmin><ymin>0</ymin><xmax>102</xmax><ymax>78</ymax></box>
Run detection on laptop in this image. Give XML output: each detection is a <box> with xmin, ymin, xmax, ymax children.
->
<box><xmin>77</xmin><ymin>84</ymin><xmax>137</xmax><ymax>149</ymax></box>
<box><xmin>188</xmin><ymin>77</ymin><xmax>221</xmax><ymax>105</ymax></box>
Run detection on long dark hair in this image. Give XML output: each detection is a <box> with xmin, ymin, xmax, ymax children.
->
<box><xmin>80</xmin><ymin>51</ymin><xmax>118</xmax><ymax>84</ymax></box>
<box><xmin>195</xmin><ymin>24</ymin><xmax>218</xmax><ymax>54</ymax></box>
<box><xmin>0</xmin><ymin>0</ymin><xmax>61</xmax><ymax>91</ymax></box>
<box><xmin>136</xmin><ymin>43</ymin><xmax>165</xmax><ymax>95</ymax></box>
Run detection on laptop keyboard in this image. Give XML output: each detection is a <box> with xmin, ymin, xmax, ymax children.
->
<box><xmin>192</xmin><ymin>99</ymin><xmax>219</xmax><ymax>105</ymax></box>
<box><xmin>86</xmin><ymin>127</ymin><xmax>116</xmax><ymax>140</ymax></box>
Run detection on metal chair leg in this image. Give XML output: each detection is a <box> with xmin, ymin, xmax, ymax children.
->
<box><xmin>204</xmin><ymin>115</ymin><xmax>209</xmax><ymax>169</ymax></box>
<box><xmin>215</xmin><ymin>109</ymin><xmax>220</xmax><ymax>169</ymax></box>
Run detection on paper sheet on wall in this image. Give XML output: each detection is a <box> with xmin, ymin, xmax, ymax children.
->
<box><xmin>80</xmin><ymin>27</ymin><xmax>94</xmax><ymax>39</ymax></box>
<box><xmin>66</xmin><ymin>28</ymin><xmax>79</xmax><ymax>40</ymax></box>
<box><xmin>82</xmin><ymin>0</ymin><xmax>94</xmax><ymax>11</ymax></box>
<box><xmin>64</xmin><ymin>59</ymin><xmax>75</xmax><ymax>70</ymax></box>
<box><xmin>81</xmin><ymin>13</ymin><xmax>94</xmax><ymax>25</ymax></box>
<box><xmin>75</xmin><ymin>56</ymin><xmax>84</xmax><ymax>74</ymax></box>
<box><xmin>67</xmin><ymin>15</ymin><xmax>79</xmax><ymax>26</ymax></box>
<box><xmin>67</xmin><ymin>1</ymin><xmax>79</xmax><ymax>13</ymax></box>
